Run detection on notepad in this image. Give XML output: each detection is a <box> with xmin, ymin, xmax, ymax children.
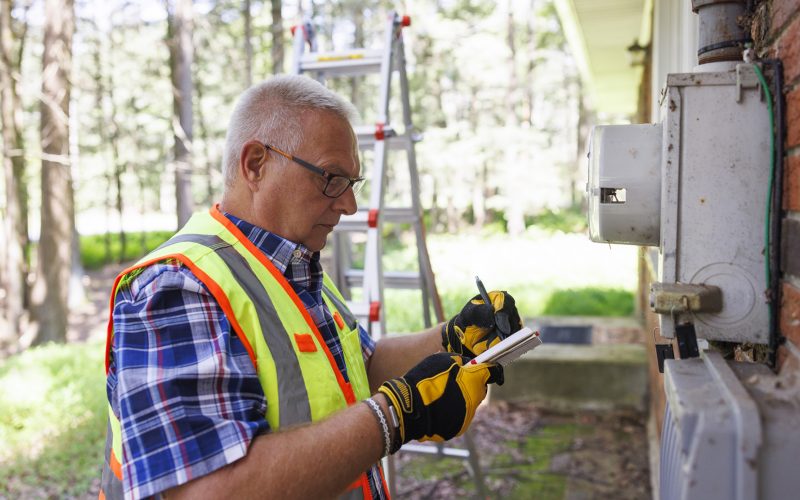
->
<box><xmin>470</xmin><ymin>327</ymin><xmax>543</xmax><ymax>366</ymax></box>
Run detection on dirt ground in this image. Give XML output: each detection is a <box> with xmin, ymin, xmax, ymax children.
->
<box><xmin>392</xmin><ymin>401</ymin><xmax>652</xmax><ymax>500</ymax></box>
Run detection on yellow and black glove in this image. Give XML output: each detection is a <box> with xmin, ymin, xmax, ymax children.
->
<box><xmin>378</xmin><ymin>352</ymin><xmax>503</xmax><ymax>450</ymax></box>
<box><xmin>441</xmin><ymin>291</ymin><xmax>523</xmax><ymax>358</ymax></box>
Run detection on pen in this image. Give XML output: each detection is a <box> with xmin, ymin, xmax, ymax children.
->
<box><xmin>475</xmin><ymin>275</ymin><xmax>512</xmax><ymax>337</ymax></box>
<box><xmin>475</xmin><ymin>275</ymin><xmax>492</xmax><ymax>306</ymax></box>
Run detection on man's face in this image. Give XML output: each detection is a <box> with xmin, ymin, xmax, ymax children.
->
<box><xmin>251</xmin><ymin>111</ymin><xmax>360</xmax><ymax>252</ymax></box>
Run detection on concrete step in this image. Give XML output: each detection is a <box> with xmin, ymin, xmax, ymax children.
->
<box><xmin>490</xmin><ymin>343</ymin><xmax>649</xmax><ymax>411</ymax></box>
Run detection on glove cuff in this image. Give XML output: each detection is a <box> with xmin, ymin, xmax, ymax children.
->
<box><xmin>378</xmin><ymin>381</ymin><xmax>409</xmax><ymax>445</ymax></box>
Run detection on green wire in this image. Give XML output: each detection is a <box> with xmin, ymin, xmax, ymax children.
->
<box><xmin>752</xmin><ymin>63</ymin><xmax>775</xmax><ymax>318</ymax></box>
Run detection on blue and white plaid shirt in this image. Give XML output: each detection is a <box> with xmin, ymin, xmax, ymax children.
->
<box><xmin>106</xmin><ymin>212</ymin><xmax>380</xmax><ymax>499</ymax></box>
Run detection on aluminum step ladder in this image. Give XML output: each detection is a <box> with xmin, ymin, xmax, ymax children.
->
<box><xmin>292</xmin><ymin>12</ymin><xmax>489</xmax><ymax>499</ymax></box>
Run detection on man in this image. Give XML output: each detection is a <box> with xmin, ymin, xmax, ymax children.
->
<box><xmin>100</xmin><ymin>75</ymin><xmax>522</xmax><ymax>499</ymax></box>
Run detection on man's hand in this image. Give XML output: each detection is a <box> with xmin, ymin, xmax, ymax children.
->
<box><xmin>378</xmin><ymin>352</ymin><xmax>502</xmax><ymax>448</ymax></box>
<box><xmin>441</xmin><ymin>291</ymin><xmax>523</xmax><ymax>357</ymax></box>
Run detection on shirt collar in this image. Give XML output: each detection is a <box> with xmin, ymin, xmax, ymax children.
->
<box><xmin>222</xmin><ymin>211</ymin><xmax>320</xmax><ymax>275</ymax></box>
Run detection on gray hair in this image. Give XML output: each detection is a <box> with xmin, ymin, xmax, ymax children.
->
<box><xmin>221</xmin><ymin>75</ymin><xmax>358</xmax><ymax>187</ymax></box>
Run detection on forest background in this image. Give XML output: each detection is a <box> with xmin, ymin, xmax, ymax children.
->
<box><xmin>0</xmin><ymin>0</ymin><xmax>637</xmax><ymax>497</ymax></box>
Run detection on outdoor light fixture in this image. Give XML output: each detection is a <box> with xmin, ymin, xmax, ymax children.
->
<box><xmin>626</xmin><ymin>40</ymin><xmax>648</xmax><ymax>67</ymax></box>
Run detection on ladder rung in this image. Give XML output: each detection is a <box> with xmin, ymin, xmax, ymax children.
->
<box><xmin>345</xmin><ymin>270</ymin><xmax>421</xmax><ymax>289</ymax></box>
<box><xmin>336</xmin><ymin>208</ymin><xmax>419</xmax><ymax>231</ymax></box>
<box><xmin>344</xmin><ymin>301</ymin><xmax>381</xmax><ymax>323</ymax></box>
<box><xmin>298</xmin><ymin>49</ymin><xmax>383</xmax><ymax>76</ymax></box>
<box><xmin>353</xmin><ymin>126</ymin><xmax>423</xmax><ymax>150</ymax></box>
<box><xmin>400</xmin><ymin>444</ymin><xmax>471</xmax><ymax>459</ymax></box>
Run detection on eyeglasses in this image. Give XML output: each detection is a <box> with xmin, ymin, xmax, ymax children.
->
<box><xmin>262</xmin><ymin>143</ymin><xmax>366</xmax><ymax>198</ymax></box>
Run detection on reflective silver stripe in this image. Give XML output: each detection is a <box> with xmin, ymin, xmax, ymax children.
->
<box><xmin>322</xmin><ymin>286</ymin><xmax>359</xmax><ymax>331</ymax></box>
<box><xmin>160</xmin><ymin>233</ymin><xmax>312</xmax><ymax>427</ymax></box>
<box><xmin>100</xmin><ymin>419</ymin><xmax>124</xmax><ymax>500</ymax></box>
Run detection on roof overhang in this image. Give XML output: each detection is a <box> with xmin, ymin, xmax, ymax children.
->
<box><xmin>554</xmin><ymin>0</ymin><xmax>652</xmax><ymax>117</ymax></box>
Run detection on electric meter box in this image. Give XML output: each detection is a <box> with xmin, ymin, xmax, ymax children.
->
<box><xmin>585</xmin><ymin>64</ymin><xmax>770</xmax><ymax>344</ymax></box>
<box><xmin>587</xmin><ymin>124</ymin><xmax>662</xmax><ymax>245</ymax></box>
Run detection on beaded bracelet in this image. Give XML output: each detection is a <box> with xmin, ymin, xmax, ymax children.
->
<box><xmin>364</xmin><ymin>398</ymin><xmax>391</xmax><ymax>458</ymax></box>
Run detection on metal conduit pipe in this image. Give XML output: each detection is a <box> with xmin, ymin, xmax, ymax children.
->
<box><xmin>691</xmin><ymin>0</ymin><xmax>752</xmax><ymax>64</ymax></box>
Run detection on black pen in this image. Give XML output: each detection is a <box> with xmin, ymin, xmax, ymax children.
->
<box><xmin>476</xmin><ymin>275</ymin><xmax>512</xmax><ymax>336</ymax></box>
<box><xmin>475</xmin><ymin>275</ymin><xmax>492</xmax><ymax>306</ymax></box>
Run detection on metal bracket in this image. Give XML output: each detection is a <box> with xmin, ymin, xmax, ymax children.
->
<box><xmin>735</xmin><ymin>63</ymin><xmax>761</xmax><ymax>103</ymax></box>
<box><xmin>655</xmin><ymin>343</ymin><xmax>675</xmax><ymax>373</ymax></box>
<box><xmin>650</xmin><ymin>282</ymin><xmax>722</xmax><ymax>314</ymax></box>
<box><xmin>675</xmin><ymin>322</ymin><xmax>700</xmax><ymax>359</ymax></box>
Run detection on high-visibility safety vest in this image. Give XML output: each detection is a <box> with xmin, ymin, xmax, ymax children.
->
<box><xmin>100</xmin><ymin>206</ymin><xmax>389</xmax><ymax>500</ymax></box>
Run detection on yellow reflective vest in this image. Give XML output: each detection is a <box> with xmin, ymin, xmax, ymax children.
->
<box><xmin>100</xmin><ymin>206</ymin><xmax>388</xmax><ymax>499</ymax></box>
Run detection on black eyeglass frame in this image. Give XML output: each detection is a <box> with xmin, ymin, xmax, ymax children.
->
<box><xmin>262</xmin><ymin>142</ymin><xmax>365</xmax><ymax>198</ymax></box>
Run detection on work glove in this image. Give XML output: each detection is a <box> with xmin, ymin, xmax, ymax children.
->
<box><xmin>378</xmin><ymin>352</ymin><xmax>503</xmax><ymax>449</ymax></box>
<box><xmin>441</xmin><ymin>291</ymin><xmax>523</xmax><ymax>358</ymax></box>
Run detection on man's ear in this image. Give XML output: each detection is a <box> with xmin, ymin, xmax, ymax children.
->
<box><xmin>240</xmin><ymin>141</ymin><xmax>267</xmax><ymax>187</ymax></box>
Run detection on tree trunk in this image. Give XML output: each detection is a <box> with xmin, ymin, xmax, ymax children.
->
<box><xmin>524</xmin><ymin>0</ymin><xmax>536</xmax><ymax>126</ymax></box>
<box><xmin>243</xmin><ymin>0</ymin><xmax>252</xmax><ymax>86</ymax></box>
<box><xmin>35</xmin><ymin>0</ymin><xmax>74</xmax><ymax>345</ymax></box>
<box><xmin>349</xmin><ymin>6</ymin><xmax>363</xmax><ymax>109</ymax></box>
<box><xmin>270</xmin><ymin>0</ymin><xmax>283</xmax><ymax>74</ymax></box>
<box><xmin>168</xmin><ymin>0</ymin><xmax>194</xmax><ymax>228</ymax></box>
<box><xmin>505</xmin><ymin>0</ymin><xmax>518</xmax><ymax>126</ymax></box>
<box><xmin>0</xmin><ymin>0</ymin><xmax>27</xmax><ymax>341</ymax></box>
<box><xmin>194</xmin><ymin>73</ymin><xmax>214</xmax><ymax>205</ymax></box>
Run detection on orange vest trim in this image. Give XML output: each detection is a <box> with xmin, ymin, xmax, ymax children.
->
<box><xmin>109</xmin><ymin>448</ymin><xmax>123</xmax><ymax>480</ymax></box>
<box><xmin>209</xmin><ymin>205</ymin><xmax>357</xmax><ymax>405</ymax></box>
<box><xmin>378</xmin><ymin>466</ymin><xmax>390</xmax><ymax>497</ymax></box>
<box><xmin>105</xmin><ymin>253</ymin><xmax>258</xmax><ymax>375</ymax></box>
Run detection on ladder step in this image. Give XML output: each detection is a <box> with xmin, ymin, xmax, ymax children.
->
<box><xmin>345</xmin><ymin>270</ymin><xmax>421</xmax><ymax>289</ymax></box>
<box><xmin>336</xmin><ymin>208</ymin><xmax>419</xmax><ymax>232</ymax></box>
<box><xmin>298</xmin><ymin>49</ymin><xmax>384</xmax><ymax>77</ymax></box>
<box><xmin>400</xmin><ymin>444</ymin><xmax>471</xmax><ymax>459</ymax></box>
<box><xmin>353</xmin><ymin>124</ymin><xmax>414</xmax><ymax>150</ymax></box>
<box><xmin>353</xmin><ymin>125</ymin><xmax>423</xmax><ymax>150</ymax></box>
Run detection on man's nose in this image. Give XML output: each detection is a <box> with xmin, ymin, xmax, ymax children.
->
<box><xmin>332</xmin><ymin>186</ymin><xmax>358</xmax><ymax>215</ymax></box>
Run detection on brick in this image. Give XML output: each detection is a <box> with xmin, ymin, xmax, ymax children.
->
<box><xmin>785</xmin><ymin>154</ymin><xmax>800</xmax><ymax>211</ymax></box>
<box><xmin>788</xmin><ymin>88</ymin><xmax>800</xmax><ymax>150</ymax></box>
<box><xmin>777</xmin><ymin>344</ymin><xmax>789</xmax><ymax>371</ymax></box>
<box><xmin>780</xmin><ymin>281</ymin><xmax>800</xmax><ymax>347</ymax></box>
<box><xmin>771</xmin><ymin>0</ymin><xmax>800</xmax><ymax>37</ymax></box>
<box><xmin>782</xmin><ymin>218</ymin><xmax>800</xmax><ymax>273</ymax></box>
<box><xmin>777</xmin><ymin>339</ymin><xmax>800</xmax><ymax>373</ymax></box>
<box><xmin>777</xmin><ymin>15</ymin><xmax>800</xmax><ymax>84</ymax></box>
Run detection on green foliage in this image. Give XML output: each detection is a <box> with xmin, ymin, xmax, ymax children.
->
<box><xmin>79</xmin><ymin>231</ymin><xmax>173</xmax><ymax>270</ymax></box>
<box><xmin>526</xmin><ymin>206</ymin><xmax>588</xmax><ymax>233</ymax></box>
<box><xmin>0</xmin><ymin>342</ymin><xmax>106</xmax><ymax>499</ymax></box>
<box><xmin>542</xmin><ymin>287</ymin><xmax>635</xmax><ymax>317</ymax></box>
<box><xmin>439</xmin><ymin>0</ymin><xmax>496</xmax><ymax>20</ymax></box>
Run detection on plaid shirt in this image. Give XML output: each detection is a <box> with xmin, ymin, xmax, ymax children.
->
<box><xmin>106</xmin><ymin>212</ymin><xmax>380</xmax><ymax>499</ymax></box>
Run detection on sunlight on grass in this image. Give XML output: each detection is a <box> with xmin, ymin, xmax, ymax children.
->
<box><xmin>0</xmin><ymin>341</ymin><xmax>107</xmax><ymax>498</ymax></box>
<box><xmin>383</xmin><ymin>229</ymin><xmax>638</xmax><ymax>332</ymax></box>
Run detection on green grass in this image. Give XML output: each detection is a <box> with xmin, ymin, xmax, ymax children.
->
<box><xmin>542</xmin><ymin>287</ymin><xmax>635</xmax><ymax>317</ymax></box>
<box><xmin>0</xmin><ymin>341</ymin><xmax>106</xmax><ymax>499</ymax></box>
<box><xmin>80</xmin><ymin>231</ymin><xmax>173</xmax><ymax>270</ymax></box>
<box><xmin>525</xmin><ymin>206</ymin><xmax>588</xmax><ymax>234</ymax></box>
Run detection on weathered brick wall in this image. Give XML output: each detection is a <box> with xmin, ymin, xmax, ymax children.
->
<box><xmin>751</xmin><ymin>0</ymin><xmax>800</xmax><ymax>370</ymax></box>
